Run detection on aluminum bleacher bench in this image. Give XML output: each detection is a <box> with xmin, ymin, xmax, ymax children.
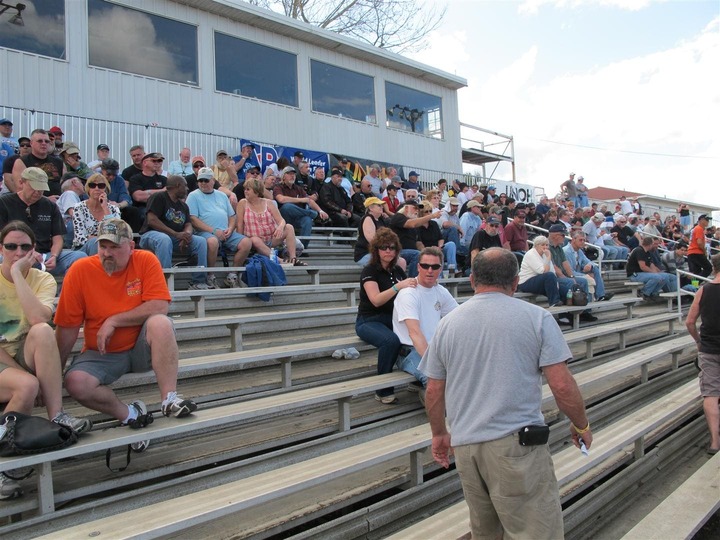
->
<box><xmin>548</xmin><ymin>296</ymin><xmax>644</xmax><ymax>330</ymax></box>
<box><xmin>386</xmin><ymin>380</ymin><xmax>700</xmax><ymax>540</ymax></box>
<box><xmin>0</xmin><ymin>372</ymin><xmax>415</xmax><ymax>517</ymax></box>
<box><xmin>172</xmin><ymin>282</ymin><xmax>361</xmax><ymax>317</ymax></box>
<box><xmin>40</xmin><ymin>381</ymin><xmax>700</xmax><ymax>539</ymax></box>
<box><xmin>622</xmin><ymin>452</ymin><xmax>720</xmax><ymax>540</ymax></box>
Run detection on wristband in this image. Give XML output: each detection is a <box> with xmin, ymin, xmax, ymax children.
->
<box><xmin>572</xmin><ymin>422</ymin><xmax>590</xmax><ymax>434</ymax></box>
<box><xmin>392</xmin><ymin>285</ymin><xmax>399</xmax><ymax>293</ymax></box>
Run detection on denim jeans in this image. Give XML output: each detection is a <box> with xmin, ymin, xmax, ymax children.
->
<box><xmin>279</xmin><ymin>204</ymin><xmax>317</xmax><ymax>248</ymax></box>
<box><xmin>518</xmin><ymin>273</ymin><xmax>561</xmax><ymax>306</ymax></box>
<box><xmin>629</xmin><ymin>272</ymin><xmax>668</xmax><ymax>297</ymax></box>
<box><xmin>356</xmin><ymin>313</ymin><xmax>401</xmax><ymax>398</ymax></box>
<box><xmin>48</xmin><ymin>249</ymin><xmax>87</xmax><ymax>277</ymax></box>
<box><xmin>442</xmin><ymin>241</ymin><xmax>457</xmax><ymax>267</ymax></box>
<box><xmin>396</xmin><ymin>346</ymin><xmax>427</xmax><ymax>387</ymax></box>
<box><xmin>400</xmin><ymin>249</ymin><xmax>420</xmax><ymax>277</ymax></box>
<box><xmin>79</xmin><ymin>237</ymin><xmax>99</xmax><ymax>256</ymax></box>
<box><xmin>355</xmin><ymin>253</ymin><xmax>371</xmax><ymax>267</ymax></box>
<box><xmin>139</xmin><ymin>230</ymin><xmax>208</xmax><ymax>285</ymax></box>
<box><xmin>442</xmin><ymin>226</ymin><xmax>461</xmax><ymax>247</ymax></box>
<box><xmin>573</xmin><ymin>264</ymin><xmax>605</xmax><ymax>299</ymax></box>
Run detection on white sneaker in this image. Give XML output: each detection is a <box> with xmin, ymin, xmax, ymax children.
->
<box><xmin>0</xmin><ymin>472</ymin><xmax>22</xmax><ymax>500</ymax></box>
<box><xmin>161</xmin><ymin>391</ymin><xmax>197</xmax><ymax>418</ymax></box>
<box><xmin>343</xmin><ymin>348</ymin><xmax>360</xmax><ymax>359</ymax></box>
<box><xmin>52</xmin><ymin>410</ymin><xmax>93</xmax><ymax>434</ymax></box>
<box><xmin>332</xmin><ymin>349</ymin><xmax>346</xmax><ymax>359</ymax></box>
<box><xmin>224</xmin><ymin>272</ymin><xmax>239</xmax><ymax>288</ymax></box>
<box><xmin>206</xmin><ymin>276</ymin><xmax>218</xmax><ymax>289</ymax></box>
<box><xmin>188</xmin><ymin>282</ymin><xmax>211</xmax><ymax>290</ymax></box>
<box><xmin>124</xmin><ymin>400</ymin><xmax>153</xmax><ymax>453</ymax></box>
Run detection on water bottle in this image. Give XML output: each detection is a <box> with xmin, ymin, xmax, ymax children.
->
<box><xmin>566</xmin><ymin>289</ymin><xmax>573</xmax><ymax>306</ymax></box>
<box><xmin>270</xmin><ymin>248</ymin><xmax>278</xmax><ymax>264</ymax></box>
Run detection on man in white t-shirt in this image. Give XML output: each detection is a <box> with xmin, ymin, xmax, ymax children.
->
<box><xmin>393</xmin><ymin>247</ymin><xmax>458</xmax><ymax>401</ymax></box>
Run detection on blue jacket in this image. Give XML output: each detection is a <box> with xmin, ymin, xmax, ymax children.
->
<box><xmin>563</xmin><ymin>243</ymin><xmax>594</xmax><ymax>274</ymax></box>
<box><xmin>242</xmin><ymin>254</ymin><xmax>287</xmax><ymax>301</ymax></box>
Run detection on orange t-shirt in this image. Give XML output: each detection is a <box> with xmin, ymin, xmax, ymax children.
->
<box><xmin>688</xmin><ymin>224</ymin><xmax>705</xmax><ymax>256</ymax></box>
<box><xmin>54</xmin><ymin>250</ymin><xmax>171</xmax><ymax>353</ymax></box>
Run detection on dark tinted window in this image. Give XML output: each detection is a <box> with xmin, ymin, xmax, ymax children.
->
<box><xmin>311</xmin><ymin>60</ymin><xmax>375</xmax><ymax>122</ymax></box>
<box><xmin>385</xmin><ymin>82</ymin><xmax>443</xmax><ymax>138</ymax></box>
<box><xmin>88</xmin><ymin>0</ymin><xmax>198</xmax><ymax>86</ymax></box>
<box><xmin>215</xmin><ymin>32</ymin><xmax>298</xmax><ymax>107</ymax></box>
<box><xmin>0</xmin><ymin>0</ymin><xmax>66</xmax><ymax>59</ymax></box>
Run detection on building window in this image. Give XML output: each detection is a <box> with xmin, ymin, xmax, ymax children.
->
<box><xmin>385</xmin><ymin>82</ymin><xmax>442</xmax><ymax>138</ymax></box>
<box><xmin>311</xmin><ymin>60</ymin><xmax>375</xmax><ymax>123</ymax></box>
<box><xmin>215</xmin><ymin>32</ymin><xmax>298</xmax><ymax>107</ymax></box>
<box><xmin>0</xmin><ymin>0</ymin><xmax>66</xmax><ymax>59</ymax></box>
<box><xmin>88</xmin><ymin>0</ymin><xmax>199</xmax><ymax>86</ymax></box>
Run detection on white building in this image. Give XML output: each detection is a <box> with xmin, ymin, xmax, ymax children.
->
<box><xmin>0</xmin><ymin>0</ymin><xmax>469</xmax><ymax>182</ymax></box>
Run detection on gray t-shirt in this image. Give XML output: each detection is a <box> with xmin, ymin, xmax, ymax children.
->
<box><xmin>419</xmin><ymin>291</ymin><xmax>572</xmax><ymax>446</ymax></box>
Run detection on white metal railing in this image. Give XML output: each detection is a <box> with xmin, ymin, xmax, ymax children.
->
<box><xmin>673</xmin><ymin>269</ymin><xmax>712</xmax><ymax>316</ymax></box>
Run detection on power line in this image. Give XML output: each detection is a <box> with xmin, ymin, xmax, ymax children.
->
<box><xmin>524</xmin><ymin>136</ymin><xmax>718</xmax><ymax>159</ymax></box>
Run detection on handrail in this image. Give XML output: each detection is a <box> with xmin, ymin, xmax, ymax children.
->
<box><xmin>672</xmin><ymin>269</ymin><xmax>712</xmax><ymax>316</ymax></box>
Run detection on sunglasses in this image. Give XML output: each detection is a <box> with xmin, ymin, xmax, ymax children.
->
<box><xmin>88</xmin><ymin>182</ymin><xmax>107</xmax><ymax>189</ymax></box>
<box><xmin>151</xmin><ymin>159</ymin><xmax>163</xmax><ymax>163</ymax></box>
<box><xmin>419</xmin><ymin>263</ymin><xmax>442</xmax><ymax>270</ymax></box>
<box><xmin>197</xmin><ymin>178</ymin><xmax>212</xmax><ymax>183</ymax></box>
<box><xmin>19</xmin><ymin>143</ymin><xmax>30</xmax><ymax>148</ymax></box>
<box><xmin>3</xmin><ymin>243</ymin><xmax>33</xmax><ymax>252</ymax></box>
<box><xmin>378</xmin><ymin>245</ymin><xmax>397</xmax><ymax>251</ymax></box>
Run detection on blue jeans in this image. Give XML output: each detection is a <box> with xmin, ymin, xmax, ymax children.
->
<box><xmin>139</xmin><ymin>230</ymin><xmax>208</xmax><ymax>285</ymax></box>
<box><xmin>630</xmin><ymin>272</ymin><xmax>667</xmax><ymax>297</ymax></box>
<box><xmin>279</xmin><ymin>204</ymin><xmax>317</xmax><ymax>248</ymax></box>
<box><xmin>518</xmin><ymin>273</ymin><xmax>561</xmax><ymax>306</ymax></box>
<box><xmin>356</xmin><ymin>313</ymin><xmax>401</xmax><ymax>398</ymax></box>
<box><xmin>577</xmin><ymin>194</ymin><xmax>588</xmax><ymax>208</ymax></box>
<box><xmin>401</xmin><ymin>249</ymin><xmax>420</xmax><ymax>277</ymax></box>
<box><xmin>442</xmin><ymin>227</ymin><xmax>461</xmax><ymax>247</ymax></box>
<box><xmin>48</xmin><ymin>249</ymin><xmax>87</xmax><ymax>277</ymax></box>
<box><xmin>442</xmin><ymin>241</ymin><xmax>457</xmax><ymax>267</ymax></box>
<box><xmin>396</xmin><ymin>346</ymin><xmax>427</xmax><ymax>387</ymax></box>
<box><xmin>356</xmin><ymin>253</ymin><xmax>370</xmax><ymax>267</ymax></box>
<box><xmin>573</xmin><ymin>264</ymin><xmax>605</xmax><ymax>299</ymax></box>
<box><xmin>79</xmin><ymin>237</ymin><xmax>99</xmax><ymax>256</ymax></box>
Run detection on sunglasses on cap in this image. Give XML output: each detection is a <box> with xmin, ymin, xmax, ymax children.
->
<box><xmin>88</xmin><ymin>182</ymin><xmax>107</xmax><ymax>189</ymax></box>
<box><xmin>419</xmin><ymin>263</ymin><xmax>442</xmax><ymax>270</ymax></box>
<box><xmin>3</xmin><ymin>243</ymin><xmax>33</xmax><ymax>252</ymax></box>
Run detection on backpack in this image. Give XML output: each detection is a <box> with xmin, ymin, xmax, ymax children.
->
<box><xmin>241</xmin><ymin>254</ymin><xmax>287</xmax><ymax>301</ymax></box>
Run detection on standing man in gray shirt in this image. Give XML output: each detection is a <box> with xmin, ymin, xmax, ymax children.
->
<box><xmin>420</xmin><ymin>248</ymin><xmax>593</xmax><ymax>539</ymax></box>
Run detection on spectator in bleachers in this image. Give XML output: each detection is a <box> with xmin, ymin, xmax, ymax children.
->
<box><xmin>0</xmin><ymin>168</ymin><xmax>86</xmax><ymax>276</ymax></box>
<box><xmin>232</xmin><ymin>166</ymin><xmax>262</xmax><ymax>202</ymax></box>
<box><xmin>469</xmin><ymin>215</ymin><xmax>502</xmax><ymax>266</ymax></box>
<box><xmin>439</xmin><ymin>197</ymin><xmax>465</xmax><ymax>253</ymax></box>
<box><xmin>560</xmin><ymin>172</ymin><xmax>578</xmax><ymax>208</ymax></box>
<box><xmin>318</xmin><ymin>167</ymin><xmax>359</xmax><ymax>229</ymax></box>
<box><xmin>688</xmin><ymin>214</ymin><xmax>712</xmax><ymax>277</ymax></box>
<box><xmin>138</xmin><ymin>175</ymin><xmax>210</xmax><ymax>289</ymax></box>
<box><xmin>535</xmin><ymin>195</ymin><xmax>550</xmax><ymax>221</ymax></box>
<box><xmin>210</xmin><ymin>150</ymin><xmax>239</xmax><ymax>209</ymax></box>
<box><xmin>525</xmin><ymin>202</ymin><xmax>540</xmax><ymax>229</ymax></box>
<box><xmin>611</xmin><ymin>215</ymin><xmax>641</xmax><ymax>250</ymax></box>
<box><xmin>416</xmin><ymin>201</ymin><xmax>458</xmax><ymax>275</ymax></box>
<box><xmin>576</xmin><ymin>175</ymin><xmax>589</xmax><ymax>207</ymax></box>
<box><xmin>382</xmin><ymin>184</ymin><xmax>401</xmax><ymax>216</ymax></box>
<box><xmin>168</xmin><ymin>148</ymin><xmax>192</xmax><ymax>176</ymax></box>
<box><xmin>393</xmin><ymin>246</ymin><xmax>458</xmax><ymax>402</ymax></box>
<box><xmin>402</xmin><ymin>171</ymin><xmax>422</xmax><ymax>194</ymax></box>
<box><xmin>355</xmin><ymin>228</ymin><xmax>416</xmax><ymax>405</ymax></box>
<box><xmin>404</xmin><ymin>188</ymin><xmax>419</xmax><ymax>202</ymax></box>
<box><xmin>619</xmin><ymin>195</ymin><xmax>633</xmax><ymax>215</ymax></box>
<box><xmin>47</xmin><ymin>126</ymin><xmax>64</xmax><ymax>156</ymax></box>
<box><xmin>295</xmin><ymin>161</ymin><xmax>320</xmax><ymax>201</ymax></box>
<box><xmin>541</xmin><ymin>208</ymin><xmax>558</xmax><ymax>233</ymax></box>
<box><xmin>87</xmin><ymin>143</ymin><xmax>110</xmax><ymax>174</ymax></box>
<box><xmin>458</xmin><ymin>192</ymin><xmax>483</xmax><ymax>218</ymax></box>
<box><xmin>263</xmin><ymin>169</ymin><xmax>279</xmax><ymax>198</ymax></box>
<box><xmin>660</xmin><ymin>241</ymin><xmax>696</xmax><ymax>292</ymax></box>
<box><xmin>351</xmin><ymin>180</ymin><xmax>371</xmax><ymax>215</ymax></box>
<box><xmin>677</xmin><ymin>203</ymin><xmax>691</xmax><ymax>232</ymax></box>
<box><xmin>2</xmin><ymin>136</ymin><xmax>31</xmax><ymax>194</ymax></box>
<box><xmin>128</xmin><ymin>152</ymin><xmax>167</xmax><ymax>219</ymax></box>
<box><xmin>503</xmin><ymin>208</ymin><xmax>529</xmax><ymax>264</ymax></box>
<box><xmin>564</xmin><ymin>230</ymin><xmax>614</xmax><ymax>302</ymax></box>
<box><xmin>557</xmin><ymin>208</ymin><xmax>573</xmax><ymax>233</ymax></box>
<box><xmin>273</xmin><ymin>166</ymin><xmax>328</xmax><ymax>248</ymax></box>
<box><xmin>582</xmin><ymin>212</ymin><xmax>627</xmax><ymax>262</ymax></box>
<box><xmin>437</xmin><ymin>178</ymin><xmax>449</xmax><ymax>206</ymax></box>
<box><xmin>517</xmin><ymin>235</ymin><xmax>564</xmax><ymax>307</ymax></box>
<box><xmin>60</xmin><ymin>142</ymin><xmax>93</xmax><ymax>181</ymax></box>
<box><xmin>57</xmin><ymin>175</ymin><xmax>84</xmax><ymax>248</ymax></box>
<box><xmin>626</xmin><ymin>237</ymin><xmax>677</xmax><ymax>300</ymax></box>
<box><xmin>354</xmin><ymin>197</ymin><xmax>388</xmax><ymax>266</ymax></box>
<box><xmin>187</xmin><ymin>167</ymin><xmax>251</xmax><ymax>289</ymax></box>
<box><xmin>363</xmin><ymin>163</ymin><xmax>384</xmax><ymax>196</ymax></box>
<box><xmin>389</xmin><ymin>201</ymin><xmax>441</xmax><ymax>278</ymax></box>
<box><xmin>548</xmin><ymin>225</ymin><xmax>596</xmax><ymax>322</ymax></box>
<box><xmin>421</xmin><ymin>247</ymin><xmax>592</xmax><ymax>540</ymax></box>
<box><xmin>11</xmin><ymin>129</ymin><xmax>65</xmax><ymax>201</ymax></box>
<box><xmin>184</xmin><ymin>155</ymin><xmax>207</xmax><ymax>193</ymax></box>
<box><xmin>101</xmin><ymin>158</ymin><xmax>143</xmax><ymax>233</ymax></box>
<box><xmin>121</xmin><ymin>145</ymin><xmax>144</xmax><ymax>184</ymax></box>
<box><xmin>71</xmin><ymin>173</ymin><xmax>121</xmax><ymax>255</ymax></box>
<box><xmin>685</xmin><ymin>252</ymin><xmax>720</xmax><ymax>454</ymax></box>
<box><xmin>56</xmin><ymin>219</ymin><xmax>197</xmax><ymax>454</ymax></box>
<box><xmin>237</xmin><ymin>176</ymin><xmax>303</xmax><ymax>266</ymax></box>
<box><xmin>459</xmin><ymin>200</ymin><xmax>482</xmax><ymax>253</ymax></box>
<box><xmin>390</xmin><ymin>176</ymin><xmax>405</xmax><ymax>204</ymax></box>
<box><xmin>642</xmin><ymin>216</ymin><xmax>662</xmax><ymax>239</ymax></box>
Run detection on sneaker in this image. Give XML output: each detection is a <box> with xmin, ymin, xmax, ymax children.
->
<box><xmin>579</xmin><ymin>312</ymin><xmax>598</xmax><ymax>322</ymax></box>
<box><xmin>206</xmin><ymin>276</ymin><xmax>218</xmax><ymax>289</ymax></box>
<box><xmin>375</xmin><ymin>394</ymin><xmax>398</xmax><ymax>405</ymax></box>
<box><xmin>161</xmin><ymin>392</ymin><xmax>197</xmax><ymax>418</ymax></box>
<box><xmin>125</xmin><ymin>400</ymin><xmax>154</xmax><ymax>429</ymax></box>
<box><xmin>331</xmin><ymin>349</ymin><xmax>346</xmax><ymax>359</ymax></box>
<box><xmin>52</xmin><ymin>410</ymin><xmax>93</xmax><ymax>435</ymax></box>
<box><xmin>407</xmin><ymin>381</ymin><xmax>423</xmax><ymax>393</ymax></box>
<box><xmin>131</xmin><ymin>439</ymin><xmax>150</xmax><ymax>453</ymax></box>
<box><xmin>343</xmin><ymin>348</ymin><xmax>360</xmax><ymax>359</ymax></box>
<box><xmin>224</xmin><ymin>272</ymin><xmax>239</xmax><ymax>288</ymax></box>
<box><xmin>188</xmin><ymin>282</ymin><xmax>211</xmax><ymax>290</ymax></box>
<box><xmin>0</xmin><ymin>473</ymin><xmax>22</xmax><ymax>500</ymax></box>
<box><xmin>597</xmin><ymin>293</ymin><xmax>615</xmax><ymax>302</ymax></box>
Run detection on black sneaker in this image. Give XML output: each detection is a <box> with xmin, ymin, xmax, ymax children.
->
<box><xmin>580</xmin><ymin>312</ymin><xmax>598</xmax><ymax>322</ymax></box>
<box><xmin>597</xmin><ymin>293</ymin><xmax>615</xmax><ymax>302</ymax></box>
<box><xmin>161</xmin><ymin>392</ymin><xmax>197</xmax><ymax>418</ymax></box>
<box><xmin>124</xmin><ymin>400</ymin><xmax>152</xmax><ymax>453</ymax></box>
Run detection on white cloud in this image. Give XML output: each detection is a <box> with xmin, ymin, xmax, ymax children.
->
<box><xmin>457</xmin><ymin>16</ymin><xmax>720</xmax><ymax>207</ymax></box>
<box><xmin>519</xmin><ymin>0</ymin><xmax>656</xmax><ymax>16</ymax></box>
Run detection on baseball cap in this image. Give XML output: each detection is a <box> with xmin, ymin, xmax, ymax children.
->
<box><xmin>340</xmin><ymin>157</ymin><xmax>349</xmax><ymax>164</ymax></box>
<box><xmin>0</xmin><ymin>118</ymin><xmax>12</xmax><ymax>126</ymax></box>
<box><xmin>515</xmin><ymin>210</ymin><xmax>527</xmax><ymax>218</ymax></box>
<box><xmin>400</xmin><ymin>199</ymin><xmax>420</xmax><ymax>208</ymax></box>
<box><xmin>548</xmin><ymin>224</ymin><xmax>566</xmax><ymax>233</ymax></box>
<box><xmin>467</xmin><ymin>200</ymin><xmax>481</xmax><ymax>209</ymax></box>
<box><xmin>97</xmin><ymin>144</ymin><xmax>110</xmax><ymax>151</ymax></box>
<box><xmin>293</xmin><ymin>151</ymin><xmax>304</xmax><ymax>158</ymax></box>
<box><xmin>142</xmin><ymin>152</ymin><xmax>164</xmax><ymax>161</ymax></box>
<box><xmin>330</xmin><ymin>167</ymin><xmax>344</xmax><ymax>177</ymax></box>
<box><xmin>592</xmin><ymin>212</ymin><xmax>605</xmax><ymax>222</ymax></box>
<box><xmin>21</xmin><ymin>167</ymin><xmax>49</xmax><ymax>191</ymax></box>
<box><xmin>698</xmin><ymin>214</ymin><xmax>709</xmax><ymax>221</ymax></box>
<box><xmin>216</xmin><ymin>149</ymin><xmax>228</xmax><ymax>157</ymax></box>
<box><xmin>280</xmin><ymin>166</ymin><xmax>296</xmax><ymax>176</ymax></box>
<box><xmin>408</xmin><ymin>171</ymin><xmax>419</xmax><ymax>178</ymax></box>
<box><xmin>486</xmin><ymin>216</ymin><xmax>501</xmax><ymax>225</ymax></box>
<box><xmin>18</xmin><ymin>136</ymin><xmax>30</xmax><ymax>145</ymax></box>
<box><xmin>101</xmin><ymin>158</ymin><xmax>120</xmax><ymax>172</ymax></box>
<box><xmin>61</xmin><ymin>142</ymin><xmax>81</xmax><ymax>156</ymax></box>
<box><xmin>242</xmin><ymin>142</ymin><xmax>254</xmax><ymax>149</ymax></box>
<box><xmin>197</xmin><ymin>167</ymin><xmax>214</xmax><ymax>180</ymax></box>
<box><xmin>97</xmin><ymin>219</ymin><xmax>133</xmax><ymax>245</ymax></box>
<box><xmin>191</xmin><ymin>155</ymin><xmax>206</xmax><ymax>166</ymax></box>
<box><xmin>363</xmin><ymin>196</ymin><xmax>387</xmax><ymax>208</ymax></box>
<box><xmin>391</xmin><ymin>176</ymin><xmax>403</xmax><ymax>184</ymax></box>
<box><xmin>48</xmin><ymin>126</ymin><xmax>64</xmax><ymax>135</ymax></box>
<box><xmin>448</xmin><ymin>197</ymin><xmax>460</xmax><ymax>206</ymax></box>
<box><xmin>487</xmin><ymin>185</ymin><xmax>496</xmax><ymax>190</ymax></box>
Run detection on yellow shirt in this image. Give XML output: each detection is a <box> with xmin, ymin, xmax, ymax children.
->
<box><xmin>0</xmin><ymin>268</ymin><xmax>56</xmax><ymax>357</ymax></box>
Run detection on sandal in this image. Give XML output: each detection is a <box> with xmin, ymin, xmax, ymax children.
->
<box><xmin>292</xmin><ymin>258</ymin><xmax>308</xmax><ymax>266</ymax></box>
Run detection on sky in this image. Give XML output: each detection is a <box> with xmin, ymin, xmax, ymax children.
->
<box><xmin>406</xmin><ymin>0</ymin><xmax>719</xmax><ymax>209</ymax></box>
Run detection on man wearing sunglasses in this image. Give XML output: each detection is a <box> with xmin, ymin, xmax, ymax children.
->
<box><xmin>0</xmin><ymin>167</ymin><xmax>86</xmax><ymax>276</ymax></box>
<box><xmin>11</xmin><ymin>129</ymin><xmax>65</xmax><ymax>201</ymax></box>
<box><xmin>128</xmin><ymin>153</ymin><xmax>168</xmax><ymax>220</ymax></box>
<box><xmin>393</xmin><ymin>247</ymin><xmax>458</xmax><ymax>403</ymax></box>
<box><xmin>469</xmin><ymin>215</ymin><xmax>503</xmax><ymax>266</ymax></box>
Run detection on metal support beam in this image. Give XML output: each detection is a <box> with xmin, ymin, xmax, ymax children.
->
<box><xmin>280</xmin><ymin>360</ymin><xmax>292</xmax><ymax>388</ymax></box>
<box><xmin>37</xmin><ymin>462</ymin><xmax>55</xmax><ymax>515</ymax></box>
<box><xmin>634</xmin><ymin>436</ymin><xmax>645</xmax><ymax>460</ymax></box>
<box><xmin>227</xmin><ymin>324</ymin><xmax>243</xmax><ymax>352</ymax></box>
<box><xmin>337</xmin><ymin>398</ymin><xmax>352</xmax><ymax>431</ymax></box>
<box><xmin>641</xmin><ymin>364</ymin><xmax>649</xmax><ymax>384</ymax></box>
<box><xmin>408</xmin><ymin>450</ymin><xmax>424</xmax><ymax>487</ymax></box>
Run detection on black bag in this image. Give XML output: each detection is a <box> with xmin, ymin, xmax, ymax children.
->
<box><xmin>571</xmin><ymin>284</ymin><xmax>588</xmax><ymax>307</ymax></box>
<box><xmin>0</xmin><ymin>412</ymin><xmax>78</xmax><ymax>457</ymax></box>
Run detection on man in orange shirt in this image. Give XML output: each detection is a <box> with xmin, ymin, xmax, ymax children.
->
<box><xmin>55</xmin><ymin>219</ymin><xmax>197</xmax><ymax>452</ymax></box>
<box><xmin>688</xmin><ymin>214</ymin><xmax>712</xmax><ymax>277</ymax></box>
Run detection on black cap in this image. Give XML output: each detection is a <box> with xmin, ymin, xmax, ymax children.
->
<box><xmin>97</xmin><ymin>144</ymin><xmax>110</xmax><ymax>151</ymax></box>
<box><xmin>330</xmin><ymin>167</ymin><xmax>344</xmax><ymax>176</ymax></box>
<box><xmin>548</xmin><ymin>224</ymin><xmax>566</xmax><ymax>233</ymax></box>
<box><xmin>101</xmin><ymin>158</ymin><xmax>120</xmax><ymax>172</ymax></box>
<box><xmin>698</xmin><ymin>214</ymin><xmax>709</xmax><ymax>221</ymax></box>
<box><xmin>401</xmin><ymin>199</ymin><xmax>419</xmax><ymax>207</ymax></box>
<box><xmin>293</xmin><ymin>151</ymin><xmax>304</xmax><ymax>158</ymax></box>
<box><xmin>18</xmin><ymin>136</ymin><xmax>30</xmax><ymax>144</ymax></box>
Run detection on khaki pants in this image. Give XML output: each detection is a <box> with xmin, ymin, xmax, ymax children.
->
<box><xmin>454</xmin><ymin>433</ymin><xmax>564</xmax><ymax>540</ymax></box>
